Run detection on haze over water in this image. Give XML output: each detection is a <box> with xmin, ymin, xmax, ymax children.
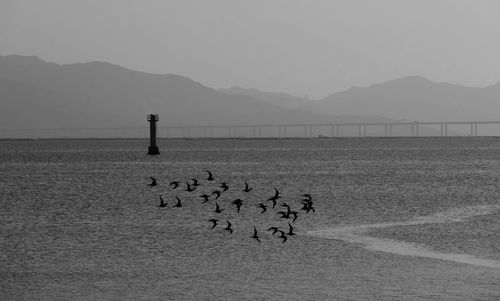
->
<box><xmin>1</xmin><ymin>137</ymin><xmax>500</xmax><ymax>300</ymax></box>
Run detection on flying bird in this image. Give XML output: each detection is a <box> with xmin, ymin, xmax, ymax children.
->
<box><xmin>301</xmin><ymin>202</ymin><xmax>315</xmax><ymax>213</ymax></box>
<box><xmin>214</xmin><ymin>202</ymin><xmax>224</xmax><ymax>213</ymax></box>
<box><xmin>220</xmin><ymin>182</ymin><xmax>229</xmax><ymax>192</ymax></box>
<box><xmin>158</xmin><ymin>195</ymin><xmax>167</xmax><ymax>207</ymax></box>
<box><xmin>305</xmin><ymin>205</ymin><xmax>316</xmax><ymax>213</ymax></box>
<box><xmin>211</xmin><ymin>190</ymin><xmax>221</xmax><ymax>199</ymax></box>
<box><xmin>268</xmin><ymin>198</ymin><xmax>277</xmax><ymax>209</ymax></box>
<box><xmin>287</xmin><ymin>223</ymin><xmax>295</xmax><ymax>236</ymax></box>
<box><xmin>185</xmin><ymin>181</ymin><xmax>196</xmax><ymax>192</ymax></box>
<box><xmin>278</xmin><ymin>230</ymin><xmax>288</xmax><ymax>243</ymax></box>
<box><xmin>224</xmin><ymin>221</ymin><xmax>233</xmax><ymax>234</ymax></box>
<box><xmin>251</xmin><ymin>226</ymin><xmax>261</xmax><ymax>243</ymax></box>
<box><xmin>174</xmin><ymin>196</ymin><xmax>182</xmax><ymax>208</ymax></box>
<box><xmin>208</xmin><ymin>219</ymin><xmax>218</xmax><ymax>229</ymax></box>
<box><xmin>267</xmin><ymin>187</ymin><xmax>280</xmax><ymax>208</ymax></box>
<box><xmin>200</xmin><ymin>194</ymin><xmax>210</xmax><ymax>203</ymax></box>
<box><xmin>243</xmin><ymin>180</ymin><xmax>253</xmax><ymax>192</ymax></box>
<box><xmin>232</xmin><ymin>198</ymin><xmax>243</xmax><ymax>213</ymax></box>
<box><xmin>257</xmin><ymin>203</ymin><xmax>267</xmax><ymax>214</ymax></box>
<box><xmin>148</xmin><ymin>177</ymin><xmax>157</xmax><ymax>187</ymax></box>
<box><xmin>277</xmin><ymin>204</ymin><xmax>291</xmax><ymax>219</ymax></box>
<box><xmin>169</xmin><ymin>181</ymin><xmax>180</xmax><ymax>189</ymax></box>
<box><xmin>267</xmin><ymin>226</ymin><xmax>279</xmax><ymax>235</ymax></box>
<box><xmin>271</xmin><ymin>187</ymin><xmax>280</xmax><ymax>199</ymax></box>
<box><xmin>276</xmin><ymin>211</ymin><xmax>290</xmax><ymax>219</ymax></box>
<box><xmin>290</xmin><ymin>211</ymin><xmax>298</xmax><ymax>223</ymax></box>
<box><xmin>191</xmin><ymin>178</ymin><xmax>200</xmax><ymax>187</ymax></box>
<box><xmin>205</xmin><ymin>169</ymin><xmax>214</xmax><ymax>181</ymax></box>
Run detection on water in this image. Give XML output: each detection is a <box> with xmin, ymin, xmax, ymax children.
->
<box><xmin>1</xmin><ymin>137</ymin><xmax>499</xmax><ymax>300</ymax></box>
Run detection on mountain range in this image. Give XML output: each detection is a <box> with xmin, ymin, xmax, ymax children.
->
<box><xmin>315</xmin><ymin>76</ymin><xmax>500</xmax><ymax>122</ymax></box>
<box><xmin>1</xmin><ymin>55</ymin><xmax>499</xmax><ymax>133</ymax></box>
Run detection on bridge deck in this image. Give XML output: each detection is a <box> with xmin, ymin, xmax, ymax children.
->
<box><xmin>1</xmin><ymin>121</ymin><xmax>500</xmax><ymax>139</ymax></box>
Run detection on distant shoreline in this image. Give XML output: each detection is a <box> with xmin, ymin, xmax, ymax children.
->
<box><xmin>1</xmin><ymin>136</ymin><xmax>500</xmax><ymax>142</ymax></box>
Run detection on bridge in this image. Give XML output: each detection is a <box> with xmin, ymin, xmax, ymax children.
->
<box><xmin>2</xmin><ymin>121</ymin><xmax>500</xmax><ymax>139</ymax></box>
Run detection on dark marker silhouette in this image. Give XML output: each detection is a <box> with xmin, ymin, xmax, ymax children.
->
<box><xmin>290</xmin><ymin>211</ymin><xmax>298</xmax><ymax>223</ymax></box>
<box><xmin>148</xmin><ymin>177</ymin><xmax>157</xmax><ymax>187</ymax></box>
<box><xmin>174</xmin><ymin>196</ymin><xmax>182</xmax><ymax>207</ymax></box>
<box><xmin>257</xmin><ymin>203</ymin><xmax>267</xmax><ymax>214</ymax></box>
<box><xmin>158</xmin><ymin>195</ymin><xmax>167</xmax><ymax>207</ymax></box>
<box><xmin>224</xmin><ymin>221</ymin><xmax>233</xmax><ymax>234</ymax></box>
<box><xmin>208</xmin><ymin>219</ymin><xmax>218</xmax><ymax>229</ymax></box>
<box><xmin>251</xmin><ymin>226</ymin><xmax>261</xmax><ymax>243</ymax></box>
<box><xmin>169</xmin><ymin>181</ymin><xmax>180</xmax><ymax>189</ymax></box>
<box><xmin>191</xmin><ymin>178</ymin><xmax>200</xmax><ymax>187</ymax></box>
<box><xmin>205</xmin><ymin>169</ymin><xmax>214</xmax><ymax>181</ymax></box>
<box><xmin>214</xmin><ymin>202</ymin><xmax>224</xmax><ymax>213</ymax></box>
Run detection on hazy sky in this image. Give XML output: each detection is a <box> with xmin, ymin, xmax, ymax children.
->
<box><xmin>1</xmin><ymin>0</ymin><xmax>500</xmax><ymax>98</ymax></box>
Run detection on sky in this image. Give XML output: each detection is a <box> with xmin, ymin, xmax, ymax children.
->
<box><xmin>1</xmin><ymin>0</ymin><xmax>500</xmax><ymax>99</ymax></box>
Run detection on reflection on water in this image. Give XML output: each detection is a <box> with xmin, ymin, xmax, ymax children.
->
<box><xmin>307</xmin><ymin>205</ymin><xmax>500</xmax><ymax>269</ymax></box>
<box><xmin>1</xmin><ymin>138</ymin><xmax>500</xmax><ymax>300</ymax></box>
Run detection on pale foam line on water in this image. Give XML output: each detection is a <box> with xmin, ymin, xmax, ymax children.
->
<box><xmin>306</xmin><ymin>204</ymin><xmax>500</xmax><ymax>269</ymax></box>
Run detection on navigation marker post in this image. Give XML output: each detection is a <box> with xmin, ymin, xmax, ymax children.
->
<box><xmin>147</xmin><ymin>114</ymin><xmax>160</xmax><ymax>155</ymax></box>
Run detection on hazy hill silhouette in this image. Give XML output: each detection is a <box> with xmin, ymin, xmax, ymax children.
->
<box><xmin>219</xmin><ymin>86</ymin><xmax>313</xmax><ymax>111</ymax></box>
<box><xmin>2</xmin><ymin>55</ymin><xmax>497</xmax><ymax>134</ymax></box>
<box><xmin>0</xmin><ymin>55</ymin><xmax>395</xmax><ymax>130</ymax></box>
<box><xmin>314</xmin><ymin>76</ymin><xmax>500</xmax><ymax>122</ymax></box>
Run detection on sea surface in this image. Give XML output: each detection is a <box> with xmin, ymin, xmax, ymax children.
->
<box><xmin>1</xmin><ymin>137</ymin><xmax>499</xmax><ymax>300</ymax></box>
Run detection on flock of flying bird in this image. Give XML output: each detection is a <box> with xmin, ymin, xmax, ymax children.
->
<box><xmin>148</xmin><ymin>169</ymin><xmax>316</xmax><ymax>244</ymax></box>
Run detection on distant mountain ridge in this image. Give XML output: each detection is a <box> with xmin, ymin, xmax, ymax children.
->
<box><xmin>0</xmin><ymin>55</ymin><xmax>394</xmax><ymax>130</ymax></box>
<box><xmin>314</xmin><ymin>76</ymin><xmax>500</xmax><ymax>122</ymax></box>
<box><xmin>218</xmin><ymin>76</ymin><xmax>500</xmax><ymax>123</ymax></box>
<box><xmin>1</xmin><ymin>55</ymin><xmax>499</xmax><ymax>134</ymax></box>
<box><xmin>218</xmin><ymin>86</ymin><xmax>313</xmax><ymax>111</ymax></box>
